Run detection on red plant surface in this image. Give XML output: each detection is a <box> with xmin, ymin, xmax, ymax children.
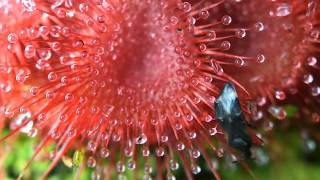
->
<box><xmin>1</xmin><ymin>0</ymin><xmax>319</xmax><ymax>179</ymax></box>
<box><xmin>214</xmin><ymin>0</ymin><xmax>320</xmax><ymax>124</ymax></box>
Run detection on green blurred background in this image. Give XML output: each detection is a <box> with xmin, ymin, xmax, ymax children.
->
<box><xmin>2</xmin><ymin>126</ymin><xmax>320</xmax><ymax>180</ymax></box>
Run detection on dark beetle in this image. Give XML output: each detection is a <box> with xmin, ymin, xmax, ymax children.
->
<box><xmin>214</xmin><ymin>82</ymin><xmax>252</xmax><ymax>158</ymax></box>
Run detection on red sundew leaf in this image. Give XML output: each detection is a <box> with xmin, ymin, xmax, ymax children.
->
<box><xmin>0</xmin><ymin>0</ymin><xmax>289</xmax><ymax>179</ymax></box>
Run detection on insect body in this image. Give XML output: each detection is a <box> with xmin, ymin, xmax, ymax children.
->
<box><xmin>215</xmin><ymin>82</ymin><xmax>252</xmax><ymax>158</ymax></box>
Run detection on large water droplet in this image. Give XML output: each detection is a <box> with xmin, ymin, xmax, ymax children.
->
<box><xmin>156</xmin><ymin>147</ymin><xmax>165</xmax><ymax>157</ymax></box>
<box><xmin>170</xmin><ymin>159</ymin><xmax>179</xmax><ymax>170</ymax></box>
<box><xmin>135</xmin><ymin>133</ymin><xmax>148</xmax><ymax>144</ymax></box>
<box><xmin>87</xmin><ymin>141</ymin><xmax>97</xmax><ymax>151</ymax></box>
<box><xmin>221</xmin><ymin>15</ymin><xmax>232</xmax><ymax>25</ymax></box>
<box><xmin>177</xmin><ymin>142</ymin><xmax>185</xmax><ymax>151</ymax></box>
<box><xmin>24</xmin><ymin>45</ymin><xmax>36</xmax><ymax>59</ymax></box>
<box><xmin>303</xmin><ymin>74</ymin><xmax>314</xmax><ymax>84</ymax></box>
<box><xmin>275</xmin><ymin>3</ymin><xmax>292</xmax><ymax>17</ymax></box>
<box><xmin>209</xmin><ymin>127</ymin><xmax>218</xmax><ymax>136</ymax></box>
<box><xmin>102</xmin><ymin>104</ymin><xmax>114</xmax><ymax>117</ymax></box>
<box><xmin>99</xmin><ymin>148</ymin><xmax>110</xmax><ymax>158</ymax></box>
<box><xmin>191</xmin><ymin>149</ymin><xmax>201</xmax><ymax>158</ymax></box>
<box><xmin>116</xmin><ymin>161</ymin><xmax>125</xmax><ymax>173</ymax></box>
<box><xmin>127</xmin><ymin>160</ymin><xmax>136</xmax><ymax>170</ymax></box>
<box><xmin>275</xmin><ymin>90</ymin><xmax>286</xmax><ymax>100</ymax></box>
<box><xmin>22</xmin><ymin>0</ymin><xmax>37</xmax><ymax>12</ymax></box>
<box><xmin>311</xmin><ymin>86</ymin><xmax>320</xmax><ymax>96</ymax></box>
<box><xmin>191</xmin><ymin>165</ymin><xmax>201</xmax><ymax>174</ymax></box>
<box><xmin>268</xmin><ymin>106</ymin><xmax>286</xmax><ymax>120</ymax></box>
<box><xmin>87</xmin><ymin>157</ymin><xmax>96</xmax><ymax>168</ymax></box>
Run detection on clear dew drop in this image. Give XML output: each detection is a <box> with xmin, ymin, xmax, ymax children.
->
<box><xmin>275</xmin><ymin>90</ymin><xmax>286</xmax><ymax>100</ymax></box>
<box><xmin>175</xmin><ymin>123</ymin><xmax>182</xmax><ymax>130</ymax></box>
<box><xmin>151</xmin><ymin>118</ymin><xmax>158</xmax><ymax>126</ymax></box>
<box><xmin>167</xmin><ymin>174</ymin><xmax>176</xmax><ymax>180</ymax></box>
<box><xmin>303</xmin><ymin>74</ymin><xmax>314</xmax><ymax>84</ymax></box>
<box><xmin>67</xmin><ymin>129</ymin><xmax>76</xmax><ymax>138</ymax></box>
<box><xmin>144</xmin><ymin>164</ymin><xmax>153</xmax><ymax>174</ymax></box>
<box><xmin>217</xmin><ymin>148</ymin><xmax>224</xmax><ymax>157</ymax></box>
<box><xmin>39</xmin><ymin>26</ymin><xmax>49</xmax><ymax>36</ymax></box>
<box><xmin>254</xmin><ymin>22</ymin><xmax>264</xmax><ymax>32</ymax></box>
<box><xmin>275</xmin><ymin>3</ymin><xmax>292</xmax><ymax>17</ymax></box>
<box><xmin>268</xmin><ymin>106</ymin><xmax>287</xmax><ymax>120</ymax></box>
<box><xmin>156</xmin><ymin>147</ymin><xmax>165</xmax><ymax>157</ymax></box>
<box><xmin>28</xmin><ymin>27</ymin><xmax>39</xmax><ymax>39</ymax></box>
<box><xmin>235</xmin><ymin>58</ymin><xmax>244</xmax><ymax>66</ymax></box>
<box><xmin>257</xmin><ymin>54</ymin><xmax>266</xmax><ymax>63</ymax></box>
<box><xmin>112</xmin><ymin>133</ymin><xmax>121</xmax><ymax>142</ymax></box>
<box><xmin>102</xmin><ymin>104</ymin><xmax>114</xmax><ymax>117</ymax></box>
<box><xmin>127</xmin><ymin>160</ymin><xmax>136</xmax><ymax>170</ymax></box>
<box><xmin>51</xmin><ymin>130</ymin><xmax>61</xmax><ymax>139</ymax></box>
<box><xmin>311</xmin><ymin>112</ymin><xmax>320</xmax><ymax>125</ymax></box>
<box><xmin>253</xmin><ymin>148</ymin><xmax>270</xmax><ymax>166</ymax></box>
<box><xmin>91</xmin><ymin>171</ymin><xmax>101</xmax><ymax>180</ymax></box>
<box><xmin>182</xmin><ymin>2</ymin><xmax>192</xmax><ymax>13</ymax></box>
<box><xmin>311</xmin><ymin>86</ymin><xmax>320</xmax><ymax>96</ymax></box>
<box><xmin>221</xmin><ymin>41</ymin><xmax>231</xmax><ymax>50</ymax></box>
<box><xmin>207</xmin><ymin>30</ymin><xmax>216</xmax><ymax>40</ymax></box>
<box><xmin>161</xmin><ymin>135</ymin><xmax>168</xmax><ymax>142</ymax></box>
<box><xmin>135</xmin><ymin>133</ymin><xmax>148</xmax><ymax>144</ymax></box>
<box><xmin>48</xmin><ymin>72</ymin><xmax>58</xmax><ymax>81</ymax></box>
<box><xmin>142</xmin><ymin>147</ymin><xmax>150</xmax><ymax>157</ymax></box>
<box><xmin>199</xmin><ymin>43</ymin><xmax>207</xmax><ymax>52</ymax></box>
<box><xmin>204</xmin><ymin>114</ymin><xmax>213</xmax><ymax>122</ymax></box>
<box><xmin>1</xmin><ymin>83</ymin><xmax>12</xmax><ymax>93</ymax></box>
<box><xmin>116</xmin><ymin>161</ymin><xmax>125</xmax><ymax>173</ymax></box>
<box><xmin>170</xmin><ymin>159</ymin><xmax>179</xmax><ymax>170</ymax></box>
<box><xmin>37</xmin><ymin>113</ymin><xmax>47</xmax><ymax>121</ymax></box>
<box><xmin>79</xmin><ymin>3</ymin><xmax>89</xmax><ymax>13</ymax></box>
<box><xmin>170</xmin><ymin>16</ymin><xmax>179</xmax><ymax>25</ymax></box>
<box><xmin>177</xmin><ymin>142</ymin><xmax>185</xmax><ymax>151</ymax></box>
<box><xmin>307</xmin><ymin>56</ymin><xmax>317</xmax><ymax>66</ymax></box>
<box><xmin>7</xmin><ymin>33</ymin><xmax>18</xmax><ymax>43</ymax></box>
<box><xmin>221</xmin><ymin>15</ymin><xmax>232</xmax><ymax>25</ymax></box>
<box><xmin>199</xmin><ymin>10</ymin><xmax>210</xmax><ymax>19</ymax></box>
<box><xmin>24</xmin><ymin>45</ymin><xmax>36</xmax><ymax>59</ymax></box>
<box><xmin>16</xmin><ymin>69</ymin><xmax>30</xmax><ymax>83</ymax></box>
<box><xmin>99</xmin><ymin>148</ymin><xmax>110</xmax><ymax>158</ymax></box>
<box><xmin>191</xmin><ymin>149</ymin><xmax>201</xmax><ymax>158</ymax></box>
<box><xmin>188</xmin><ymin>131</ymin><xmax>197</xmax><ymax>139</ymax></box>
<box><xmin>51</xmin><ymin>42</ymin><xmax>61</xmax><ymax>51</ymax></box>
<box><xmin>27</xmin><ymin>127</ymin><xmax>38</xmax><ymax>137</ymax></box>
<box><xmin>87</xmin><ymin>141</ymin><xmax>97</xmax><ymax>151</ymax></box>
<box><xmin>64</xmin><ymin>93</ymin><xmax>74</xmax><ymax>101</ymax></box>
<box><xmin>186</xmin><ymin>16</ymin><xmax>196</xmax><ymax>26</ymax></box>
<box><xmin>38</xmin><ymin>49</ymin><xmax>52</xmax><ymax>60</ymax></box>
<box><xmin>191</xmin><ymin>165</ymin><xmax>201</xmax><ymax>174</ymax></box>
<box><xmin>144</xmin><ymin>175</ymin><xmax>152</xmax><ymax>180</ymax></box>
<box><xmin>124</xmin><ymin>147</ymin><xmax>133</xmax><ymax>157</ymax></box>
<box><xmin>87</xmin><ymin>157</ymin><xmax>96</xmax><ymax>168</ymax></box>
<box><xmin>186</xmin><ymin>114</ymin><xmax>193</xmax><ymax>122</ymax></box>
<box><xmin>263</xmin><ymin>120</ymin><xmax>274</xmax><ymax>131</ymax></box>
<box><xmin>305</xmin><ymin>139</ymin><xmax>317</xmax><ymax>152</ymax></box>
<box><xmin>29</xmin><ymin>86</ymin><xmax>39</xmax><ymax>96</ymax></box>
<box><xmin>310</xmin><ymin>30</ymin><xmax>320</xmax><ymax>40</ymax></box>
<box><xmin>209</xmin><ymin>127</ymin><xmax>218</xmax><ymax>136</ymax></box>
<box><xmin>22</xmin><ymin>0</ymin><xmax>37</xmax><ymax>12</ymax></box>
<box><xmin>257</xmin><ymin>96</ymin><xmax>267</xmax><ymax>106</ymax></box>
<box><xmin>235</xmin><ymin>29</ymin><xmax>246</xmax><ymax>38</ymax></box>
